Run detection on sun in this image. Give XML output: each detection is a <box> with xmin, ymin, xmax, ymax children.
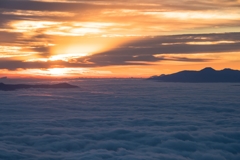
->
<box><xmin>48</xmin><ymin>68</ymin><xmax>66</xmax><ymax>76</ymax></box>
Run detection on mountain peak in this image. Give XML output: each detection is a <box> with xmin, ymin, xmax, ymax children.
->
<box><xmin>200</xmin><ymin>67</ymin><xmax>215</xmax><ymax>72</ymax></box>
<box><xmin>222</xmin><ymin>68</ymin><xmax>233</xmax><ymax>71</ymax></box>
<box><xmin>148</xmin><ymin>67</ymin><xmax>240</xmax><ymax>82</ymax></box>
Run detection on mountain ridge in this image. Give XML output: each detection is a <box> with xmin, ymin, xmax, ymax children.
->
<box><xmin>148</xmin><ymin>67</ymin><xmax>240</xmax><ymax>82</ymax></box>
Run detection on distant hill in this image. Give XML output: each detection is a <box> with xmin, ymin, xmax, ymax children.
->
<box><xmin>0</xmin><ymin>77</ymin><xmax>7</xmax><ymax>80</ymax></box>
<box><xmin>148</xmin><ymin>67</ymin><xmax>240</xmax><ymax>82</ymax></box>
<box><xmin>0</xmin><ymin>82</ymin><xmax>79</xmax><ymax>91</ymax></box>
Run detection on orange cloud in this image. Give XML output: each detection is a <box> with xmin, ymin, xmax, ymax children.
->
<box><xmin>1</xmin><ymin>0</ymin><xmax>240</xmax><ymax>77</ymax></box>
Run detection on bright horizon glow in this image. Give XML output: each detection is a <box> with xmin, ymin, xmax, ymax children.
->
<box><xmin>1</xmin><ymin>0</ymin><xmax>240</xmax><ymax>78</ymax></box>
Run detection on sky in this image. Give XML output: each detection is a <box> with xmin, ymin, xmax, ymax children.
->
<box><xmin>1</xmin><ymin>0</ymin><xmax>240</xmax><ymax>78</ymax></box>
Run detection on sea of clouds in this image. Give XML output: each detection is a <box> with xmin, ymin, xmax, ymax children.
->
<box><xmin>0</xmin><ymin>79</ymin><xmax>240</xmax><ymax>160</ymax></box>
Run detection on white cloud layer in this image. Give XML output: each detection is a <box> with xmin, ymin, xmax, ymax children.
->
<box><xmin>0</xmin><ymin>79</ymin><xmax>240</xmax><ymax>159</ymax></box>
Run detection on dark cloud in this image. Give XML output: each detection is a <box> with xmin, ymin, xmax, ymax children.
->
<box><xmin>0</xmin><ymin>0</ymin><xmax>239</xmax><ymax>12</ymax></box>
<box><xmin>0</xmin><ymin>57</ymin><xmax>209</xmax><ymax>70</ymax></box>
<box><xmin>0</xmin><ymin>32</ymin><xmax>53</xmax><ymax>57</ymax></box>
<box><xmin>0</xmin><ymin>59</ymin><xmax>95</xmax><ymax>70</ymax></box>
<box><xmin>1</xmin><ymin>1</ymin><xmax>240</xmax><ymax>71</ymax></box>
<box><xmin>0</xmin><ymin>58</ymin><xmax>136</xmax><ymax>70</ymax></box>
<box><xmin>0</xmin><ymin>0</ymin><xmax>99</xmax><ymax>12</ymax></box>
<box><xmin>0</xmin><ymin>59</ymin><xmax>50</xmax><ymax>70</ymax></box>
<box><xmin>1</xmin><ymin>32</ymin><xmax>240</xmax><ymax>70</ymax></box>
<box><xmin>77</xmin><ymin>32</ymin><xmax>240</xmax><ymax>66</ymax></box>
<box><xmin>0</xmin><ymin>31</ymin><xmax>21</xmax><ymax>44</ymax></box>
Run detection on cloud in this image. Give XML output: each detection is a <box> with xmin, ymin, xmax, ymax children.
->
<box><xmin>0</xmin><ymin>32</ymin><xmax>240</xmax><ymax>70</ymax></box>
<box><xmin>0</xmin><ymin>0</ymin><xmax>98</xmax><ymax>12</ymax></box>
<box><xmin>76</xmin><ymin>32</ymin><xmax>240</xmax><ymax>66</ymax></box>
<box><xmin>0</xmin><ymin>0</ymin><xmax>240</xmax><ymax>73</ymax></box>
<box><xmin>1</xmin><ymin>0</ymin><xmax>240</xmax><ymax>35</ymax></box>
<box><xmin>0</xmin><ymin>80</ymin><xmax>240</xmax><ymax>159</ymax></box>
<box><xmin>0</xmin><ymin>31</ymin><xmax>21</xmax><ymax>44</ymax></box>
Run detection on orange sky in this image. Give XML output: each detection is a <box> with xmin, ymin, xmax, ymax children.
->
<box><xmin>1</xmin><ymin>0</ymin><xmax>240</xmax><ymax>78</ymax></box>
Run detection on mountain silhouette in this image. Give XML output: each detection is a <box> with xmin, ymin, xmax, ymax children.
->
<box><xmin>148</xmin><ymin>67</ymin><xmax>240</xmax><ymax>82</ymax></box>
<box><xmin>0</xmin><ymin>82</ymin><xmax>79</xmax><ymax>91</ymax></box>
<box><xmin>0</xmin><ymin>77</ymin><xmax>7</xmax><ymax>79</ymax></box>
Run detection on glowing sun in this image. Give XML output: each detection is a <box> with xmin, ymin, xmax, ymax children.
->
<box><xmin>48</xmin><ymin>68</ymin><xmax>66</xmax><ymax>76</ymax></box>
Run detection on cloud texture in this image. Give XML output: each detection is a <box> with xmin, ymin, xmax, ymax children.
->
<box><xmin>0</xmin><ymin>79</ymin><xmax>240</xmax><ymax>159</ymax></box>
<box><xmin>1</xmin><ymin>0</ymin><xmax>240</xmax><ymax>76</ymax></box>
<box><xmin>1</xmin><ymin>32</ymin><xmax>240</xmax><ymax>70</ymax></box>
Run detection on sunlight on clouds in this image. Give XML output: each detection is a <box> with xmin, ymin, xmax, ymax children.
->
<box><xmin>4</xmin><ymin>21</ymin><xmax>115</xmax><ymax>37</ymax></box>
<box><xmin>49</xmin><ymin>53</ymin><xmax>88</xmax><ymax>61</ymax></box>
<box><xmin>162</xmin><ymin>41</ymin><xmax>238</xmax><ymax>45</ymax></box>
<box><xmin>51</xmin><ymin>44</ymin><xmax>99</xmax><ymax>61</ymax></box>
<box><xmin>51</xmin><ymin>36</ymin><xmax>137</xmax><ymax>60</ymax></box>
<box><xmin>2</xmin><ymin>10</ymin><xmax>74</xmax><ymax>17</ymax></box>
<box><xmin>153</xmin><ymin>52</ymin><xmax>240</xmax><ymax>64</ymax></box>
<box><xmin>3</xmin><ymin>21</ymin><xmax>60</xmax><ymax>35</ymax></box>
<box><xmin>22</xmin><ymin>68</ymin><xmax>112</xmax><ymax>77</ymax></box>
<box><xmin>154</xmin><ymin>53</ymin><xmax>212</xmax><ymax>59</ymax></box>
<box><xmin>186</xmin><ymin>41</ymin><xmax>238</xmax><ymax>45</ymax></box>
<box><xmin>12</xmin><ymin>21</ymin><xmax>58</xmax><ymax>31</ymax></box>
<box><xmin>49</xmin><ymin>22</ymin><xmax>115</xmax><ymax>36</ymax></box>
<box><xmin>45</xmin><ymin>27</ymin><xmax>101</xmax><ymax>36</ymax></box>
<box><xmin>24</xmin><ymin>58</ymin><xmax>47</xmax><ymax>62</ymax></box>
<box><xmin>0</xmin><ymin>46</ymin><xmax>37</xmax><ymax>58</ymax></box>
<box><xmin>0</xmin><ymin>46</ymin><xmax>22</xmax><ymax>54</ymax></box>
<box><xmin>102</xmin><ymin>9</ymin><xmax>140</xmax><ymax>15</ymax></box>
<box><xmin>26</xmin><ymin>68</ymin><xmax>87</xmax><ymax>76</ymax></box>
<box><xmin>1</xmin><ymin>0</ymin><xmax>240</xmax><ymax>77</ymax></box>
<box><xmin>25</xmin><ymin>52</ymin><xmax>88</xmax><ymax>62</ymax></box>
<box><xmin>144</xmin><ymin>11</ymin><xmax>240</xmax><ymax>20</ymax></box>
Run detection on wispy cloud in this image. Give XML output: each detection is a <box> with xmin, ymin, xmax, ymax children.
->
<box><xmin>1</xmin><ymin>33</ymin><xmax>240</xmax><ymax>71</ymax></box>
<box><xmin>1</xmin><ymin>0</ymin><xmax>240</xmax><ymax>76</ymax></box>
